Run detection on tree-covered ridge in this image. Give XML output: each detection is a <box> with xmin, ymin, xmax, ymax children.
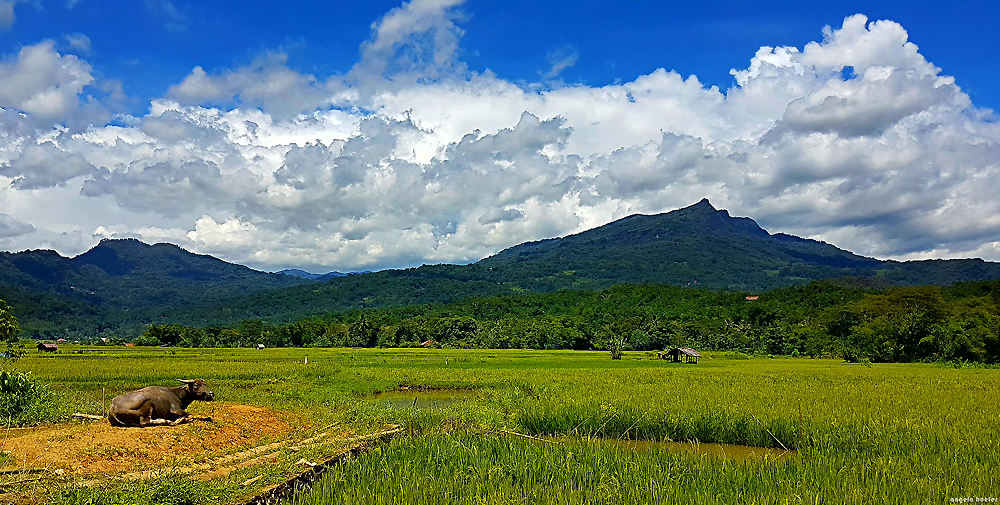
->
<box><xmin>3</xmin><ymin>200</ymin><xmax>1000</xmax><ymax>339</ymax></box>
<box><xmin>134</xmin><ymin>278</ymin><xmax>1000</xmax><ymax>364</ymax></box>
<box><xmin>476</xmin><ymin>199</ymin><xmax>1000</xmax><ymax>290</ymax></box>
<box><xmin>0</xmin><ymin>238</ymin><xmax>309</xmax><ymax>336</ymax></box>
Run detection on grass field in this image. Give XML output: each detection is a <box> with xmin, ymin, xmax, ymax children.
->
<box><xmin>8</xmin><ymin>346</ymin><xmax>1000</xmax><ymax>504</ymax></box>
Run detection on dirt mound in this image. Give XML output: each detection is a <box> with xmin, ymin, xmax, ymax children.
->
<box><xmin>0</xmin><ymin>403</ymin><xmax>296</xmax><ymax>476</ymax></box>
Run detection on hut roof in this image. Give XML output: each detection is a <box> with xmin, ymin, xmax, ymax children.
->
<box><xmin>669</xmin><ymin>347</ymin><xmax>701</xmax><ymax>357</ymax></box>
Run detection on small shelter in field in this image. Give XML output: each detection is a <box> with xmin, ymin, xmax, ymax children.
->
<box><xmin>663</xmin><ymin>347</ymin><xmax>701</xmax><ymax>364</ymax></box>
<box><xmin>36</xmin><ymin>343</ymin><xmax>59</xmax><ymax>353</ymax></box>
<box><xmin>420</xmin><ymin>339</ymin><xmax>436</xmax><ymax>347</ymax></box>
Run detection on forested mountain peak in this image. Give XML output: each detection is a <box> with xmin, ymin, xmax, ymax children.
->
<box><xmin>485</xmin><ymin>199</ymin><xmax>776</xmax><ymax>264</ymax></box>
<box><xmin>0</xmin><ymin>238</ymin><xmax>310</xmax><ymax>336</ymax></box>
<box><xmin>72</xmin><ymin>238</ymin><xmax>258</xmax><ymax>279</ymax></box>
<box><xmin>592</xmin><ymin>198</ymin><xmax>771</xmax><ymax>239</ymax></box>
<box><xmin>484</xmin><ymin>199</ymin><xmax>790</xmax><ymax>263</ymax></box>
<box><xmin>476</xmin><ymin>199</ymin><xmax>995</xmax><ymax>291</ymax></box>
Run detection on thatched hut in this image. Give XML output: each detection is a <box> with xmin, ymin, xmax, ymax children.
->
<box><xmin>36</xmin><ymin>343</ymin><xmax>59</xmax><ymax>353</ymax></box>
<box><xmin>664</xmin><ymin>347</ymin><xmax>701</xmax><ymax>364</ymax></box>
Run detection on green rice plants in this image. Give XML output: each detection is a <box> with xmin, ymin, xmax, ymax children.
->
<box><xmin>290</xmin><ymin>432</ymin><xmax>813</xmax><ymax>505</ymax></box>
<box><xmin>55</xmin><ymin>474</ymin><xmax>229</xmax><ymax>505</ymax></box>
<box><xmin>12</xmin><ymin>347</ymin><xmax>1000</xmax><ymax>504</ymax></box>
<box><xmin>0</xmin><ymin>368</ymin><xmax>61</xmax><ymax>425</ymax></box>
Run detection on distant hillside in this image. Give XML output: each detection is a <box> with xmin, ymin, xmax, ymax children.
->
<box><xmin>3</xmin><ymin>200</ymin><xmax>1000</xmax><ymax>335</ymax></box>
<box><xmin>0</xmin><ymin>238</ymin><xmax>309</xmax><ymax>335</ymax></box>
<box><xmin>277</xmin><ymin>269</ymin><xmax>348</xmax><ymax>281</ymax></box>
<box><xmin>476</xmin><ymin>199</ymin><xmax>1000</xmax><ymax>291</ymax></box>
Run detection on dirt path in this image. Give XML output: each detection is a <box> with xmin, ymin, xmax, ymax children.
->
<box><xmin>0</xmin><ymin>403</ymin><xmax>409</xmax><ymax>505</ymax></box>
<box><xmin>0</xmin><ymin>402</ymin><xmax>296</xmax><ymax>476</ymax></box>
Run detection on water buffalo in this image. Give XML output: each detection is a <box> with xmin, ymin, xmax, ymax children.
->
<box><xmin>108</xmin><ymin>379</ymin><xmax>215</xmax><ymax>427</ymax></box>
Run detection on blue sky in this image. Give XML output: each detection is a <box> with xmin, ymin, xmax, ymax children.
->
<box><xmin>0</xmin><ymin>0</ymin><xmax>999</xmax><ymax>271</ymax></box>
<box><xmin>4</xmin><ymin>1</ymin><xmax>999</xmax><ymax>111</ymax></box>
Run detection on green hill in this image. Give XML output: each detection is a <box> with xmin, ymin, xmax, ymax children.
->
<box><xmin>0</xmin><ymin>238</ymin><xmax>308</xmax><ymax>336</ymax></box>
<box><xmin>477</xmin><ymin>198</ymin><xmax>882</xmax><ymax>290</ymax></box>
<box><xmin>2</xmin><ymin>200</ymin><xmax>999</xmax><ymax>336</ymax></box>
<box><xmin>477</xmin><ymin>199</ymin><xmax>1000</xmax><ymax>290</ymax></box>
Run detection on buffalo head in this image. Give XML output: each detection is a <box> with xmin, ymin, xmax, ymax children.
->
<box><xmin>178</xmin><ymin>378</ymin><xmax>215</xmax><ymax>402</ymax></box>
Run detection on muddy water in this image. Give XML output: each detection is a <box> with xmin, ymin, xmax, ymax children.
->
<box><xmin>578</xmin><ymin>437</ymin><xmax>794</xmax><ymax>462</ymax></box>
<box><xmin>372</xmin><ymin>389</ymin><xmax>476</xmax><ymax>409</ymax></box>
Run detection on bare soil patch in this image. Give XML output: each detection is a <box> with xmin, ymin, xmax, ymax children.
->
<box><xmin>0</xmin><ymin>402</ymin><xmax>296</xmax><ymax>476</ymax></box>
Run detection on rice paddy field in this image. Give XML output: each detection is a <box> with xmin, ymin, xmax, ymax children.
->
<box><xmin>8</xmin><ymin>346</ymin><xmax>1000</xmax><ymax>504</ymax></box>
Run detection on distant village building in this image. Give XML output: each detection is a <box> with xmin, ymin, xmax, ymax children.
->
<box><xmin>746</xmin><ymin>296</ymin><xmax>759</xmax><ymax>301</ymax></box>
<box><xmin>36</xmin><ymin>343</ymin><xmax>59</xmax><ymax>353</ymax></box>
<box><xmin>420</xmin><ymin>340</ymin><xmax>436</xmax><ymax>347</ymax></box>
<box><xmin>660</xmin><ymin>347</ymin><xmax>701</xmax><ymax>364</ymax></box>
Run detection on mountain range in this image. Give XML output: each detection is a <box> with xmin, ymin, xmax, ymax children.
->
<box><xmin>277</xmin><ymin>269</ymin><xmax>349</xmax><ymax>281</ymax></box>
<box><xmin>2</xmin><ymin>199</ymin><xmax>998</xmax><ymax>337</ymax></box>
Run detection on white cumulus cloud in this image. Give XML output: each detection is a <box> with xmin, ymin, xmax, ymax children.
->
<box><xmin>0</xmin><ymin>41</ymin><xmax>93</xmax><ymax>121</ymax></box>
<box><xmin>0</xmin><ymin>9</ymin><xmax>998</xmax><ymax>273</ymax></box>
<box><xmin>167</xmin><ymin>52</ymin><xmax>338</xmax><ymax>120</ymax></box>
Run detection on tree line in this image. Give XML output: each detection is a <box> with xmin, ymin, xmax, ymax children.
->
<box><xmin>124</xmin><ymin>278</ymin><xmax>1000</xmax><ymax>363</ymax></box>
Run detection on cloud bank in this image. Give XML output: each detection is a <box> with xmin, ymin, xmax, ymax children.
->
<box><xmin>0</xmin><ymin>2</ymin><xmax>998</xmax><ymax>272</ymax></box>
